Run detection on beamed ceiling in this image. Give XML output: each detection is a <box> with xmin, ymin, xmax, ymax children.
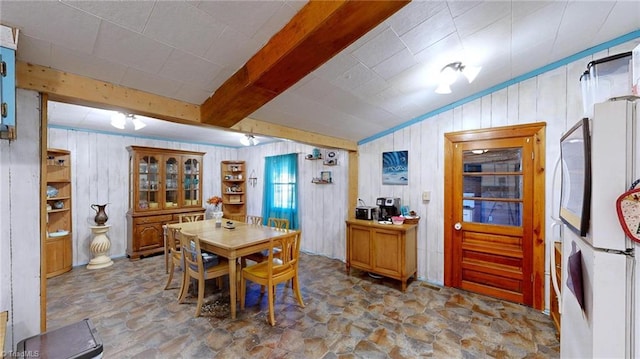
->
<box><xmin>2</xmin><ymin>1</ymin><xmax>639</xmax><ymax>148</ymax></box>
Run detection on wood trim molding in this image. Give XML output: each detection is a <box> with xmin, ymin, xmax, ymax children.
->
<box><xmin>347</xmin><ymin>151</ymin><xmax>359</xmax><ymax>220</ymax></box>
<box><xmin>444</xmin><ymin>122</ymin><xmax>547</xmax><ymax>143</ymax></box>
<box><xmin>232</xmin><ymin>117</ymin><xmax>357</xmax><ymax>151</ymax></box>
<box><xmin>40</xmin><ymin>93</ymin><xmax>48</xmax><ymax>332</ymax></box>
<box><xmin>200</xmin><ymin>0</ymin><xmax>409</xmax><ymax>128</ymax></box>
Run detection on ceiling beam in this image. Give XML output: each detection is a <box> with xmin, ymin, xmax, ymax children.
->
<box><xmin>200</xmin><ymin>0</ymin><xmax>410</xmax><ymax>128</ymax></box>
<box><xmin>16</xmin><ymin>62</ymin><xmax>201</xmax><ymax>125</ymax></box>
<box><xmin>16</xmin><ymin>61</ymin><xmax>358</xmax><ymax>150</ymax></box>
<box><xmin>232</xmin><ymin>117</ymin><xmax>357</xmax><ymax>151</ymax></box>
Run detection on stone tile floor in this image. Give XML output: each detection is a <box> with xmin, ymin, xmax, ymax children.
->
<box><xmin>47</xmin><ymin>253</ymin><xmax>559</xmax><ymax>358</ymax></box>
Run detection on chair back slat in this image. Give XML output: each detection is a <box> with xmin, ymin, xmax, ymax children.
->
<box><xmin>267</xmin><ymin>217</ymin><xmax>289</xmax><ymax>230</ymax></box>
<box><xmin>180</xmin><ymin>232</ymin><xmax>202</xmax><ymax>275</ymax></box>
<box><xmin>268</xmin><ymin>232</ymin><xmax>300</xmax><ymax>279</ymax></box>
<box><xmin>167</xmin><ymin>227</ymin><xmax>181</xmax><ymax>254</ymax></box>
<box><xmin>247</xmin><ymin>215</ymin><xmax>263</xmax><ymax>225</ymax></box>
<box><xmin>179</xmin><ymin>213</ymin><xmax>204</xmax><ymax>223</ymax></box>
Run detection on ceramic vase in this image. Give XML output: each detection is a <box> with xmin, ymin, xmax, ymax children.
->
<box><xmin>91</xmin><ymin>203</ymin><xmax>109</xmax><ymax>226</ymax></box>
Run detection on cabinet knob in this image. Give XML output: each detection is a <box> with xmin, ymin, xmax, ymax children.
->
<box><xmin>454</xmin><ymin>222</ymin><xmax>462</xmax><ymax>231</ymax></box>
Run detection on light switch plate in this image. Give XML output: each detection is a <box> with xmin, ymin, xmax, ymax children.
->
<box><xmin>422</xmin><ymin>191</ymin><xmax>431</xmax><ymax>201</ymax></box>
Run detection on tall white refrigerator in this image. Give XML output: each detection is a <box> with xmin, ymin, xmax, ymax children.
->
<box><xmin>560</xmin><ymin>98</ymin><xmax>637</xmax><ymax>358</ymax></box>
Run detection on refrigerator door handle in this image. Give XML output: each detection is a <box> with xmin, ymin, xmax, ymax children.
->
<box><xmin>550</xmin><ymin>220</ymin><xmax>563</xmax><ymax>314</ymax></box>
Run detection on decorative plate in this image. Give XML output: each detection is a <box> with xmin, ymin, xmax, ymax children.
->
<box><xmin>328</xmin><ymin>151</ymin><xmax>336</xmax><ymax>158</ymax></box>
<box><xmin>49</xmin><ymin>230</ymin><xmax>69</xmax><ymax>237</ymax></box>
<box><xmin>616</xmin><ymin>187</ymin><xmax>640</xmax><ymax>243</ymax></box>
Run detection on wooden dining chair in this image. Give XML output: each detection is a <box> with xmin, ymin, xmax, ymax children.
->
<box><xmin>243</xmin><ymin>216</ymin><xmax>286</xmax><ymax>265</ymax></box>
<box><xmin>240</xmin><ymin>231</ymin><xmax>304</xmax><ymax>326</ymax></box>
<box><xmin>267</xmin><ymin>217</ymin><xmax>289</xmax><ymax>230</ymax></box>
<box><xmin>164</xmin><ymin>227</ymin><xmax>186</xmax><ymax>297</ymax></box>
<box><xmin>247</xmin><ymin>215</ymin><xmax>263</xmax><ymax>226</ymax></box>
<box><xmin>178</xmin><ymin>231</ymin><xmax>231</xmax><ymax>317</ymax></box>
<box><xmin>179</xmin><ymin>212</ymin><xmax>204</xmax><ymax>223</ymax></box>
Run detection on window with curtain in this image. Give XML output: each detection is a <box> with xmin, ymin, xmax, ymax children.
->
<box><xmin>262</xmin><ymin>153</ymin><xmax>299</xmax><ymax>229</ymax></box>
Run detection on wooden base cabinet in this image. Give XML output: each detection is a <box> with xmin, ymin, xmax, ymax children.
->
<box><xmin>126</xmin><ymin>146</ymin><xmax>205</xmax><ymax>260</ymax></box>
<box><xmin>346</xmin><ymin>219</ymin><xmax>418</xmax><ymax>291</ymax></box>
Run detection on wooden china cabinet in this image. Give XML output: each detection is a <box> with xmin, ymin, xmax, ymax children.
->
<box><xmin>126</xmin><ymin>146</ymin><xmax>205</xmax><ymax>260</ymax></box>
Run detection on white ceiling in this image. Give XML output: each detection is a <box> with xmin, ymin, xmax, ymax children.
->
<box><xmin>2</xmin><ymin>1</ymin><xmax>639</xmax><ymax>147</ymax></box>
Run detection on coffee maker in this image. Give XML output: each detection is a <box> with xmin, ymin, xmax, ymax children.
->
<box><xmin>376</xmin><ymin>197</ymin><xmax>401</xmax><ymax>221</ymax></box>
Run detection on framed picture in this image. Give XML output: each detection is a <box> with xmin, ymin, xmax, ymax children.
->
<box><xmin>559</xmin><ymin>118</ymin><xmax>591</xmax><ymax>237</ymax></box>
<box><xmin>382</xmin><ymin>150</ymin><xmax>408</xmax><ymax>185</ymax></box>
<box><xmin>321</xmin><ymin>171</ymin><xmax>332</xmax><ymax>183</ymax></box>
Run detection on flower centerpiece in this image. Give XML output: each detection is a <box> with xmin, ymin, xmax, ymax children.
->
<box><xmin>206</xmin><ymin>195</ymin><xmax>223</xmax><ymax>223</ymax></box>
<box><xmin>207</xmin><ymin>195</ymin><xmax>223</xmax><ymax>211</ymax></box>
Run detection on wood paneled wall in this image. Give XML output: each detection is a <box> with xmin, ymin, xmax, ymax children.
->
<box><xmin>0</xmin><ymin>89</ymin><xmax>42</xmax><ymax>348</ymax></box>
<box><xmin>239</xmin><ymin>144</ymin><xmax>348</xmax><ymax>260</ymax></box>
<box><xmin>357</xmin><ymin>39</ymin><xmax>640</xmax><ymax>293</ymax></box>
<box><xmin>47</xmin><ymin>129</ymin><xmax>349</xmax><ymax>264</ymax></box>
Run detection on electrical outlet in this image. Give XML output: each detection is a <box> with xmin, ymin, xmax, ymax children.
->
<box><xmin>422</xmin><ymin>191</ymin><xmax>431</xmax><ymax>201</ymax></box>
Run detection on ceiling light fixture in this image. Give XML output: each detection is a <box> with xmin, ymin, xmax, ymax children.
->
<box><xmin>110</xmin><ymin>113</ymin><xmax>146</xmax><ymax>130</ymax></box>
<box><xmin>435</xmin><ymin>62</ymin><xmax>481</xmax><ymax>94</ymax></box>
<box><xmin>240</xmin><ymin>134</ymin><xmax>259</xmax><ymax>146</ymax></box>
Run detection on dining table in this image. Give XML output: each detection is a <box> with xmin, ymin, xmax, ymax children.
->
<box><xmin>166</xmin><ymin>218</ymin><xmax>299</xmax><ymax>319</ymax></box>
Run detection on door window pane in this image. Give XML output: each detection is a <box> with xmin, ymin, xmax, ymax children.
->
<box><xmin>462</xmin><ymin>148</ymin><xmax>523</xmax><ymax>226</ymax></box>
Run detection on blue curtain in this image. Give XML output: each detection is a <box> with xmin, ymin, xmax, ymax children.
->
<box><xmin>261</xmin><ymin>153</ymin><xmax>299</xmax><ymax>229</ymax></box>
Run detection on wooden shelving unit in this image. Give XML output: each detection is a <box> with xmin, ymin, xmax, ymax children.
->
<box><xmin>221</xmin><ymin>161</ymin><xmax>246</xmax><ymax>219</ymax></box>
<box><xmin>44</xmin><ymin>148</ymin><xmax>73</xmax><ymax>278</ymax></box>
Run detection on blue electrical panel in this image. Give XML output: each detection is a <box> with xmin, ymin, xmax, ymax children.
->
<box><xmin>0</xmin><ymin>45</ymin><xmax>16</xmax><ymax>139</ymax></box>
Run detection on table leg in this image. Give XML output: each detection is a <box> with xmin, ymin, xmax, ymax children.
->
<box><xmin>163</xmin><ymin>225</ymin><xmax>168</xmax><ymax>274</ymax></box>
<box><xmin>229</xmin><ymin>258</ymin><xmax>237</xmax><ymax>319</ymax></box>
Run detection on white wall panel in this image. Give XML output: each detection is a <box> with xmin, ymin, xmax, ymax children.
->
<box><xmin>240</xmin><ymin>142</ymin><xmax>348</xmax><ymax>260</ymax></box>
<box><xmin>491</xmin><ymin>88</ymin><xmax>508</xmax><ymax>127</ymax></box>
<box><xmin>0</xmin><ymin>89</ymin><xmax>42</xmax><ymax>349</ymax></box>
<box><xmin>462</xmin><ymin>99</ymin><xmax>481</xmax><ymax>130</ymax></box>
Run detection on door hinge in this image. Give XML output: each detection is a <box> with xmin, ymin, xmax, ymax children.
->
<box><xmin>0</xmin><ymin>61</ymin><xmax>6</xmax><ymax>77</ymax></box>
<box><xmin>1</xmin><ymin>103</ymin><xmax>7</xmax><ymax>118</ymax></box>
<box><xmin>531</xmin><ymin>152</ymin><xmax>534</xmax><ymax>160</ymax></box>
<box><xmin>531</xmin><ymin>274</ymin><xmax>534</xmax><ymax>282</ymax></box>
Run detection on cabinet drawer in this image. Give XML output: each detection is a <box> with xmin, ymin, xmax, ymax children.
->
<box><xmin>134</xmin><ymin>214</ymin><xmax>173</xmax><ymax>225</ymax></box>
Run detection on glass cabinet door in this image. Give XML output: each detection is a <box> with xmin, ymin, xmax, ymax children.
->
<box><xmin>183</xmin><ymin>157</ymin><xmax>200</xmax><ymax>206</ymax></box>
<box><xmin>138</xmin><ymin>155</ymin><xmax>160</xmax><ymax>210</ymax></box>
<box><xmin>165</xmin><ymin>156</ymin><xmax>179</xmax><ymax>209</ymax></box>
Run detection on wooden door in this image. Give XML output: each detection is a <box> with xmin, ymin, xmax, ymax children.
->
<box><xmin>444</xmin><ymin>123</ymin><xmax>545</xmax><ymax>309</ymax></box>
<box><xmin>372</xmin><ymin>229</ymin><xmax>401</xmax><ymax>276</ymax></box>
